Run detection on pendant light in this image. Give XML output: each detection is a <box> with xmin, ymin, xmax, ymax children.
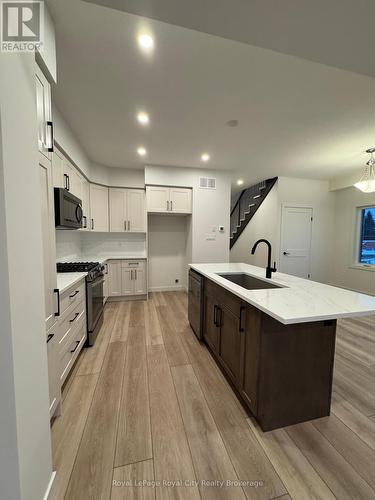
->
<box><xmin>354</xmin><ymin>148</ymin><xmax>375</xmax><ymax>193</ymax></box>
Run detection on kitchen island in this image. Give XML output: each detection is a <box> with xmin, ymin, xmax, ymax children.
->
<box><xmin>189</xmin><ymin>263</ymin><xmax>375</xmax><ymax>431</ymax></box>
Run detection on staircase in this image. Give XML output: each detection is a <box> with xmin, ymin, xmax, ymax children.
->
<box><xmin>230</xmin><ymin>177</ymin><xmax>278</xmax><ymax>249</ymax></box>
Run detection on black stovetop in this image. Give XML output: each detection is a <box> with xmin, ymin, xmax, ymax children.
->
<box><xmin>56</xmin><ymin>262</ymin><xmax>99</xmax><ymax>273</ymax></box>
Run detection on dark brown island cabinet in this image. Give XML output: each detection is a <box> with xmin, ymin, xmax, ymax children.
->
<box><xmin>198</xmin><ymin>276</ymin><xmax>336</xmax><ymax>431</ymax></box>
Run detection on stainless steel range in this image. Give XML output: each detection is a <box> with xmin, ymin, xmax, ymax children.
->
<box><xmin>57</xmin><ymin>262</ymin><xmax>105</xmax><ymax>346</ymax></box>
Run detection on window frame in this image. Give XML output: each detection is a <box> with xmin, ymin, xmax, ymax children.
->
<box><xmin>353</xmin><ymin>205</ymin><xmax>375</xmax><ymax>270</ymax></box>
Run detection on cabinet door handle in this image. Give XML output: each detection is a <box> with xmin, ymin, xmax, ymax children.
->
<box><xmin>166</xmin><ymin>200</ymin><xmax>169</xmax><ymax>211</ymax></box>
<box><xmin>171</xmin><ymin>200</ymin><xmax>173</xmax><ymax>211</ymax></box>
<box><xmin>124</xmin><ymin>220</ymin><xmax>126</xmax><ymax>231</ymax></box>
<box><xmin>69</xmin><ymin>312</ymin><xmax>80</xmax><ymax>323</ymax></box>
<box><xmin>128</xmin><ymin>220</ymin><xmax>131</xmax><ymax>231</ymax></box>
<box><xmin>239</xmin><ymin>306</ymin><xmax>245</xmax><ymax>332</ymax></box>
<box><xmin>214</xmin><ymin>305</ymin><xmax>218</xmax><ymax>326</ymax></box>
<box><xmin>134</xmin><ymin>270</ymin><xmax>137</xmax><ymax>280</ymax></box>
<box><xmin>54</xmin><ymin>289</ymin><xmax>60</xmax><ymax>317</ymax></box>
<box><xmin>83</xmin><ymin>215</ymin><xmax>87</xmax><ymax>228</ymax></box>
<box><xmin>47</xmin><ymin>121</ymin><xmax>54</xmax><ymax>152</ymax></box>
<box><xmin>70</xmin><ymin>340</ymin><xmax>80</xmax><ymax>353</ymax></box>
<box><xmin>47</xmin><ymin>333</ymin><xmax>54</xmax><ymax>343</ymax></box>
<box><xmin>91</xmin><ymin>219</ymin><xmax>94</xmax><ymax>230</ymax></box>
<box><xmin>66</xmin><ymin>175</ymin><xmax>70</xmax><ymax>192</ymax></box>
<box><xmin>216</xmin><ymin>307</ymin><xmax>222</xmax><ymax>328</ymax></box>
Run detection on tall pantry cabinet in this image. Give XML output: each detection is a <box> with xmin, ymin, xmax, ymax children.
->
<box><xmin>36</xmin><ymin>65</ymin><xmax>61</xmax><ymax>417</ymax></box>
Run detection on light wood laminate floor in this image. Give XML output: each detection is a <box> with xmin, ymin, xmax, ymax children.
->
<box><xmin>51</xmin><ymin>292</ymin><xmax>375</xmax><ymax>500</ymax></box>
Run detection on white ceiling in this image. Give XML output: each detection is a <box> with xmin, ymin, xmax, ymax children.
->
<box><xmin>84</xmin><ymin>0</ymin><xmax>375</xmax><ymax>79</ymax></box>
<box><xmin>48</xmin><ymin>0</ymin><xmax>375</xmax><ymax>190</ymax></box>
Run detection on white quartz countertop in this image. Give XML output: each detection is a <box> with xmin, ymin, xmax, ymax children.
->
<box><xmin>56</xmin><ymin>272</ymin><xmax>87</xmax><ymax>294</ymax></box>
<box><xmin>190</xmin><ymin>262</ymin><xmax>375</xmax><ymax>325</ymax></box>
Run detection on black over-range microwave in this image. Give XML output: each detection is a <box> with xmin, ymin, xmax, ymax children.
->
<box><xmin>54</xmin><ymin>188</ymin><xmax>83</xmax><ymax>229</ymax></box>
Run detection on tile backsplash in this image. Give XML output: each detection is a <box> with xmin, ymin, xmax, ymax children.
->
<box><xmin>55</xmin><ymin>231</ymin><xmax>82</xmax><ymax>262</ymax></box>
<box><xmin>55</xmin><ymin>231</ymin><xmax>147</xmax><ymax>261</ymax></box>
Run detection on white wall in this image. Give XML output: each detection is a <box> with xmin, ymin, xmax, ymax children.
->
<box><xmin>331</xmin><ymin>187</ymin><xmax>375</xmax><ymax>295</ymax></box>
<box><xmin>145</xmin><ymin>166</ymin><xmax>231</xmax><ymax>264</ymax></box>
<box><xmin>230</xmin><ymin>184</ymin><xmax>279</xmax><ymax>267</ymax></box>
<box><xmin>148</xmin><ymin>215</ymin><xmax>188</xmax><ymax>291</ymax></box>
<box><xmin>52</xmin><ymin>104</ymin><xmax>91</xmax><ymax>178</ymax></box>
<box><xmin>277</xmin><ymin>177</ymin><xmax>334</xmax><ymax>283</ymax></box>
<box><xmin>0</xmin><ymin>54</ymin><xmax>53</xmax><ymax>500</ymax></box>
<box><xmin>230</xmin><ymin>177</ymin><xmax>335</xmax><ymax>284</ymax></box>
<box><xmin>53</xmin><ymin>106</ymin><xmax>145</xmax><ymax>188</ymax></box>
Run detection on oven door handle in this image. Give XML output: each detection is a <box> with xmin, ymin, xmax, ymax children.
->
<box><xmin>89</xmin><ymin>277</ymin><xmax>105</xmax><ymax>287</ymax></box>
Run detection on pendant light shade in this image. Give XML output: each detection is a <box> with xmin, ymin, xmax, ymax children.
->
<box><xmin>354</xmin><ymin>148</ymin><xmax>375</xmax><ymax>193</ymax></box>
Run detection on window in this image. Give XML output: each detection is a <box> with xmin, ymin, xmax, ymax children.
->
<box><xmin>358</xmin><ymin>206</ymin><xmax>375</xmax><ymax>265</ymax></box>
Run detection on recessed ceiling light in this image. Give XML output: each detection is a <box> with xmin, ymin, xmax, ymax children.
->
<box><xmin>137</xmin><ymin>147</ymin><xmax>147</xmax><ymax>156</ymax></box>
<box><xmin>137</xmin><ymin>112</ymin><xmax>149</xmax><ymax>125</ymax></box>
<box><xmin>138</xmin><ymin>33</ymin><xmax>154</xmax><ymax>51</ymax></box>
<box><xmin>237</xmin><ymin>179</ymin><xmax>244</xmax><ymax>186</ymax></box>
<box><xmin>201</xmin><ymin>153</ymin><xmax>210</xmax><ymax>162</ymax></box>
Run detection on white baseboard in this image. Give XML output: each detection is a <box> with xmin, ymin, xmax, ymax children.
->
<box><xmin>43</xmin><ymin>471</ymin><xmax>56</xmax><ymax>500</ymax></box>
<box><xmin>148</xmin><ymin>285</ymin><xmax>186</xmax><ymax>292</ymax></box>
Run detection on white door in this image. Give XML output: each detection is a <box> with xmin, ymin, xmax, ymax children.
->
<box><xmin>36</xmin><ymin>67</ymin><xmax>52</xmax><ymax>160</ymax></box>
<box><xmin>109</xmin><ymin>188</ymin><xmax>126</xmax><ymax>232</ymax></box>
<box><xmin>107</xmin><ymin>261</ymin><xmax>122</xmax><ymax>296</ymax></box>
<box><xmin>146</xmin><ymin>186</ymin><xmax>169</xmax><ymax>213</ymax></box>
<box><xmin>133</xmin><ymin>268</ymin><xmax>147</xmax><ymax>294</ymax></box>
<box><xmin>64</xmin><ymin>161</ymin><xmax>81</xmax><ymax>199</ymax></box>
<box><xmin>127</xmin><ymin>189</ymin><xmax>146</xmax><ymax>232</ymax></box>
<box><xmin>90</xmin><ymin>184</ymin><xmax>109</xmax><ymax>232</ymax></box>
<box><xmin>39</xmin><ymin>153</ymin><xmax>58</xmax><ymax>331</ymax></box>
<box><xmin>121</xmin><ymin>268</ymin><xmax>134</xmax><ymax>295</ymax></box>
<box><xmin>279</xmin><ymin>206</ymin><xmax>313</xmax><ymax>278</ymax></box>
<box><xmin>170</xmin><ymin>188</ymin><xmax>192</xmax><ymax>214</ymax></box>
<box><xmin>80</xmin><ymin>177</ymin><xmax>91</xmax><ymax>231</ymax></box>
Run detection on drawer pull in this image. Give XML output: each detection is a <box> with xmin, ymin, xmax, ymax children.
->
<box><xmin>54</xmin><ymin>289</ymin><xmax>60</xmax><ymax>317</ymax></box>
<box><xmin>69</xmin><ymin>290</ymin><xmax>80</xmax><ymax>299</ymax></box>
<box><xmin>239</xmin><ymin>306</ymin><xmax>245</xmax><ymax>332</ymax></box>
<box><xmin>70</xmin><ymin>340</ymin><xmax>80</xmax><ymax>353</ymax></box>
<box><xmin>47</xmin><ymin>333</ymin><xmax>54</xmax><ymax>343</ymax></box>
<box><xmin>69</xmin><ymin>312</ymin><xmax>80</xmax><ymax>323</ymax></box>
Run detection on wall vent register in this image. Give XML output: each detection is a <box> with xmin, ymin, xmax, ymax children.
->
<box><xmin>199</xmin><ymin>177</ymin><xmax>216</xmax><ymax>189</ymax></box>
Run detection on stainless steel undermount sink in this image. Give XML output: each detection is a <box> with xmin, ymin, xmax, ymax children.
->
<box><xmin>217</xmin><ymin>273</ymin><xmax>283</xmax><ymax>290</ymax></box>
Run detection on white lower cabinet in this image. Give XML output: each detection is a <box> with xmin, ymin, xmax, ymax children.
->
<box><xmin>107</xmin><ymin>259</ymin><xmax>147</xmax><ymax>297</ymax></box>
<box><xmin>57</xmin><ymin>280</ymin><xmax>87</xmax><ymax>385</ymax></box>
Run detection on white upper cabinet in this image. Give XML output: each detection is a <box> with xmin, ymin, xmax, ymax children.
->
<box><xmin>127</xmin><ymin>189</ymin><xmax>146</xmax><ymax>232</ymax></box>
<box><xmin>109</xmin><ymin>188</ymin><xmax>146</xmax><ymax>232</ymax></box>
<box><xmin>52</xmin><ymin>148</ymin><xmax>82</xmax><ymax>200</ymax></box>
<box><xmin>36</xmin><ymin>66</ymin><xmax>53</xmax><ymax>161</ymax></box>
<box><xmin>170</xmin><ymin>188</ymin><xmax>192</xmax><ymax>213</ymax></box>
<box><xmin>90</xmin><ymin>184</ymin><xmax>109</xmax><ymax>232</ymax></box>
<box><xmin>80</xmin><ymin>176</ymin><xmax>91</xmax><ymax>231</ymax></box>
<box><xmin>146</xmin><ymin>186</ymin><xmax>170</xmax><ymax>212</ymax></box>
<box><xmin>109</xmin><ymin>188</ymin><xmax>127</xmax><ymax>232</ymax></box>
<box><xmin>146</xmin><ymin>186</ymin><xmax>192</xmax><ymax>214</ymax></box>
